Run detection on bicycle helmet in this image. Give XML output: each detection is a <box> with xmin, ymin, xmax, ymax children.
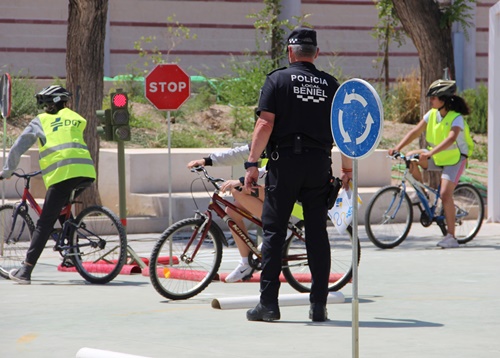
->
<box><xmin>426</xmin><ymin>79</ymin><xmax>456</xmax><ymax>98</ymax></box>
<box><xmin>35</xmin><ymin>85</ymin><xmax>72</xmax><ymax>106</ymax></box>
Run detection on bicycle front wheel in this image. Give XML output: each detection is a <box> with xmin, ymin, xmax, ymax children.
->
<box><xmin>282</xmin><ymin>220</ymin><xmax>360</xmax><ymax>293</ymax></box>
<box><xmin>69</xmin><ymin>206</ymin><xmax>127</xmax><ymax>284</ymax></box>
<box><xmin>0</xmin><ymin>205</ymin><xmax>35</xmax><ymax>279</ymax></box>
<box><xmin>365</xmin><ymin>186</ymin><xmax>413</xmax><ymax>249</ymax></box>
<box><xmin>149</xmin><ymin>217</ymin><xmax>224</xmax><ymax>300</ymax></box>
<box><xmin>452</xmin><ymin>183</ymin><xmax>484</xmax><ymax>244</ymax></box>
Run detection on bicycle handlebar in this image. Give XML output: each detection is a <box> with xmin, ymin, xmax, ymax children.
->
<box><xmin>0</xmin><ymin>170</ymin><xmax>42</xmax><ymax>180</ymax></box>
<box><xmin>387</xmin><ymin>151</ymin><xmax>419</xmax><ymax>162</ymax></box>
<box><xmin>190</xmin><ymin>166</ymin><xmax>225</xmax><ymax>190</ymax></box>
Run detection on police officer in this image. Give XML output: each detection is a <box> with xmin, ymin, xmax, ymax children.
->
<box><xmin>244</xmin><ymin>27</ymin><xmax>353</xmax><ymax>322</ymax></box>
<box><xmin>0</xmin><ymin>85</ymin><xmax>96</xmax><ymax>284</ymax></box>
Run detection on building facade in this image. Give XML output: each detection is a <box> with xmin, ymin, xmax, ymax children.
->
<box><xmin>0</xmin><ymin>0</ymin><xmax>496</xmax><ymax>88</ymax></box>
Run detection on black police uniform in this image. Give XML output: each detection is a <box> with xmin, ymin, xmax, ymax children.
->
<box><xmin>257</xmin><ymin>60</ymin><xmax>340</xmax><ymax>307</ymax></box>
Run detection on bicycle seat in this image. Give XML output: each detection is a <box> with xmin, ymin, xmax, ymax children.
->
<box><xmin>71</xmin><ymin>179</ymin><xmax>94</xmax><ymax>199</ymax></box>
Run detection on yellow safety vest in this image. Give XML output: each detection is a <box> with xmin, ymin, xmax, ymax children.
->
<box><xmin>38</xmin><ymin>108</ymin><xmax>96</xmax><ymax>188</ymax></box>
<box><xmin>426</xmin><ymin>109</ymin><xmax>474</xmax><ymax>166</ymax></box>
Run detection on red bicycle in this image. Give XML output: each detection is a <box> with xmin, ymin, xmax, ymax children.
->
<box><xmin>149</xmin><ymin>166</ymin><xmax>360</xmax><ymax>300</ymax></box>
<box><xmin>0</xmin><ymin>170</ymin><xmax>127</xmax><ymax>284</ymax></box>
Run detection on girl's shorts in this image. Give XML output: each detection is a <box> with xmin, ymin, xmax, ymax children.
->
<box><xmin>426</xmin><ymin>155</ymin><xmax>467</xmax><ymax>184</ymax></box>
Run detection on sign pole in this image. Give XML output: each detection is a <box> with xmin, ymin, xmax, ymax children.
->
<box><xmin>352</xmin><ymin>159</ymin><xmax>359</xmax><ymax>357</ymax></box>
<box><xmin>2</xmin><ymin>115</ymin><xmax>6</xmax><ymax>205</ymax></box>
<box><xmin>117</xmin><ymin>140</ymin><xmax>127</xmax><ymax>228</ymax></box>
<box><xmin>1</xmin><ymin>73</ymin><xmax>12</xmax><ymax>206</ymax></box>
<box><xmin>330</xmin><ymin>78</ymin><xmax>383</xmax><ymax>358</ymax></box>
<box><xmin>167</xmin><ymin>110</ymin><xmax>173</xmax><ymax>227</ymax></box>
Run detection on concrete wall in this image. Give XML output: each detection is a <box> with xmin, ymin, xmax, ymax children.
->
<box><xmin>2</xmin><ymin>147</ymin><xmax>391</xmax><ymax>232</ymax></box>
<box><xmin>0</xmin><ymin>0</ymin><xmax>496</xmax><ymax>86</ymax></box>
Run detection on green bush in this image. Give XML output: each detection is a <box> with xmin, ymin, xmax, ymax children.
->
<box><xmin>230</xmin><ymin>106</ymin><xmax>255</xmax><ymax>136</ymax></box>
<box><xmin>216</xmin><ymin>55</ymin><xmax>275</xmax><ymax>107</ymax></box>
<box><xmin>383</xmin><ymin>71</ymin><xmax>420</xmax><ymax>124</ymax></box>
<box><xmin>10</xmin><ymin>75</ymin><xmax>38</xmax><ymax>118</ymax></box>
<box><xmin>461</xmin><ymin>84</ymin><xmax>487</xmax><ymax>134</ymax></box>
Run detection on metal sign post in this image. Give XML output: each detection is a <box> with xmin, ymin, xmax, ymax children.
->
<box><xmin>1</xmin><ymin>73</ymin><xmax>12</xmax><ymax>206</ymax></box>
<box><xmin>167</xmin><ymin>110</ymin><xmax>172</xmax><ymax>226</ymax></box>
<box><xmin>331</xmin><ymin>78</ymin><xmax>383</xmax><ymax>358</ymax></box>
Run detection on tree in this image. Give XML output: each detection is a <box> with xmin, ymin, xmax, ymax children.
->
<box><xmin>372</xmin><ymin>0</ymin><xmax>406</xmax><ymax>94</ymax></box>
<box><xmin>248</xmin><ymin>0</ymin><xmax>310</xmax><ymax>68</ymax></box>
<box><xmin>66</xmin><ymin>0</ymin><xmax>109</xmax><ymax>208</ymax></box>
<box><xmin>391</xmin><ymin>0</ymin><xmax>475</xmax><ymax>115</ymax></box>
<box><xmin>391</xmin><ymin>0</ymin><xmax>454</xmax><ymax>116</ymax></box>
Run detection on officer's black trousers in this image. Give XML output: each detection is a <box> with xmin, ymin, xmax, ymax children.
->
<box><xmin>26</xmin><ymin>176</ymin><xmax>94</xmax><ymax>266</ymax></box>
<box><xmin>260</xmin><ymin>147</ymin><xmax>332</xmax><ymax>306</ymax></box>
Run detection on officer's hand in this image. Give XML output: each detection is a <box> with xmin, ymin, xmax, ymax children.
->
<box><xmin>244</xmin><ymin>167</ymin><xmax>259</xmax><ymax>191</ymax></box>
<box><xmin>187</xmin><ymin>159</ymin><xmax>205</xmax><ymax>169</ymax></box>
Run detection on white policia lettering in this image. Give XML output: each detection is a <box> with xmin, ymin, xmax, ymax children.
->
<box><xmin>290</xmin><ymin>74</ymin><xmax>328</xmax><ymax>85</ymax></box>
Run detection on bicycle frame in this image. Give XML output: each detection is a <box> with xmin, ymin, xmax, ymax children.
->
<box><xmin>208</xmin><ymin>192</ymin><xmax>263</xmax><ymax>256</ymax></box>
<box><xmin>6</xmin><ymin>173</ymin><xmax>70</xmax><ymax>243</ymax></box>
<box><xmin>185</xmin><ymin>187</ymin><xmax>305</xmax><ymax>268</ymax></box>
<box><xmin>394</xmin><ymin>155</ymin><xmax>448</xmax><ymax>233</ymax></box>
<box><xmin>7</xmin><ymin>173</ymin><xmax>83</xmax><ymax>249</ymax></box>
<box><xmin>19</xmin><ymin>183</ymin><xmax>73</xmax><ymax>220</ymax></box>
<box><xmin>402</xmin><ymin>170</ymin><xmax>440</xmax><ymax>217</ymax></box>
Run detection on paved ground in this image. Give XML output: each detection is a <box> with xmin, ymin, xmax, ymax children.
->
<box><xmin>1</xmin><ymin>222</ymin><xmax>499</xmax><ymax>358</ymax></box>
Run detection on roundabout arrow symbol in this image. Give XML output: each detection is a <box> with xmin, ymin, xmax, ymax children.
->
<box><xmin>338</xmin><ymin>109</ymin><xmax>351</xmax><ymax>143</ymax></box>
<box><xmin>356</xmin><ymin>113</ymin><xmax>374</xmax><ymax>145</ymax></box>
<box><xmin>343</xmin><ymin>92</ymin><xmax>367</xmax><ymax>107</ymax></box>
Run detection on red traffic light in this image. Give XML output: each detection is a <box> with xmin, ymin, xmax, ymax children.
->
<box><xmin>112</xmin><ymin>93</ymin><xmax>128</xmax><ymax>108</ymax></box>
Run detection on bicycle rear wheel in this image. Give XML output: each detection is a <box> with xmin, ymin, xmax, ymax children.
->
<box><xmin>452</xmin><ymin>183</ymin><xmax>484</xmax><ymax>244</ymax></box>
<box><xmin>365</xmin><ymin>186</ymin><xmax>413</xmax><ymax>249</ymax></box>
<box><xmin>149</xmin><ymin>217</ymin><xmax>224</xmax><ymax>300</ymax></box>
<box><xmin>69</xmin><ymin>206</ymin><xmax>127</xmax><ymax>284</ymax></box>
<box><xmin>282</xmin><ymin>219</ymin><xmax>360</xmax><ymax>293</ymax></box>
<box><xmin>0</xmin><ymin>205</ymin><xmax>35</xmax><ymax>279</ymax></box>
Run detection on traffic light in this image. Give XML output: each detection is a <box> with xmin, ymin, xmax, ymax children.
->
<box><xmin>96</xmin><ymin>108</ymin><xmax>113</xmax><ymax>141</ymax></box>
<box><xmin>110</xmin><ymin>89</ymin><xmax>131</xmax><ymax>141</ymax></box>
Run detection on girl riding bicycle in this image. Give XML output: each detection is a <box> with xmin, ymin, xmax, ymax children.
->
<box><xmin>187</xmin><ymin>144</ymin><xmax>266</xmax><ymax>282</ymax></box>
<box><xmin>388</xmin><ymin>79</ymin><xmax>474</xmax><ymax>248</ymax></box>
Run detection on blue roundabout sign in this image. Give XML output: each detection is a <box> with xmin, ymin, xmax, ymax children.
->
<box><xmin>331</xmin><ymin>79</ymin><xmax>383</xmax><ymax>159</ymax></box>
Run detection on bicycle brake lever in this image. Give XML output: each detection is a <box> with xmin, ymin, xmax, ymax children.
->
<box><xmin>191</xmin><ymin>166</ymin><xmax>204</xmax><ymax>172</ymax></box>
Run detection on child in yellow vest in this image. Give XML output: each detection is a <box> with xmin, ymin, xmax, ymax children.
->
<box><xmin>388</xmin><ymin>79</ymin><xmax>474</xmax><ymax>249</ymax></box>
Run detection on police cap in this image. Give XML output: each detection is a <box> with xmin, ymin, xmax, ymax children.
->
<box><xmin>287</xmin><ymin>27</ymin><xmax>317</xmax><ymax>46</ymax></box>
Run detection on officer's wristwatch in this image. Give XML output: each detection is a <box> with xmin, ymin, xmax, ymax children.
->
<box><xmin>244</xmin><ymin>161</ymin><xmax>259</xmax><ymax>169</ymax></box>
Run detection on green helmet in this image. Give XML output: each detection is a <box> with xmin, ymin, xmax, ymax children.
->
<box><xmin>426</xmin><ymin>79</ymin><xmax>456</xmax><ymax>98</ymax></box>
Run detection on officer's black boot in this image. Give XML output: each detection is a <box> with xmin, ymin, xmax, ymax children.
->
<box><xmin>309</xmin><ymin>303</ymin><xmax>328</xmax><ymax>322</ymax></box>
<box><xmin>246</xmin><ymin>303</ymin><xmax>281</xmax><ymax>322</ymax></box>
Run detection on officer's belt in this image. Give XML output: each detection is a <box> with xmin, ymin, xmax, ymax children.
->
<box><xmin>272</xmin><ymin>134</ymin><xmax>331</xmax><ymax>154</ymax></box>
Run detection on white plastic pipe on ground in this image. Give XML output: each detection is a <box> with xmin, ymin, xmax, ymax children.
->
<box><xmin>76</xmin><ymin>347</ymin><xmax>152</xmax><ymax>358</ymax></box>
<box><xmin>211</xmin><ymin>292</ymin><xmax>345</xmax><ymax>310</ymax></box>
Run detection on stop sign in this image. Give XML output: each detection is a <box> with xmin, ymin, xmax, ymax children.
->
<box><xmin>144</xmin><ymin>64</ymin><xmax>190</xmax><ymax>111</ymax></box>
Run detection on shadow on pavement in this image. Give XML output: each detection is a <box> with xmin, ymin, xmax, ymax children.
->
<box><xmin>331</xmin><ymin>317</ymin><xmax>443</xmax><ymax>328</ymax></box>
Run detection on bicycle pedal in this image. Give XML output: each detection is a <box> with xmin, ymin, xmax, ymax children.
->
<box><xmin>61</xmin><ymin>258</ymin><xmax>75</xmax><ymax>268</ymax></box>
<box><xmin>242</xmin><ymin>270</ymin><xmax>255</xmax><ymax>281</ymax></box>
